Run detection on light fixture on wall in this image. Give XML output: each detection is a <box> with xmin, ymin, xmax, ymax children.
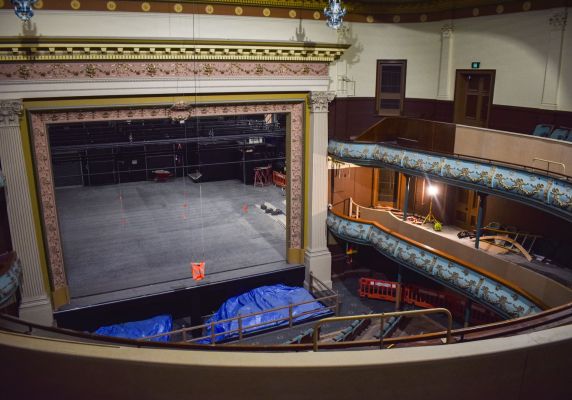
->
<box><xmin>11</xmin><ymin>0</ymin><xmax>38</xmax><ymax>21</ymax></box>
<box><xmin>324</xmin><ymin>0</ymin><xmax>347</xmax><ymax>30</ymax></box>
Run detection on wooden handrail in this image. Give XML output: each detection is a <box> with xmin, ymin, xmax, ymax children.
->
<box><xmin>2</xmin><ymin>301</ymin><xmax>571</xmax><ymax>351</ymax></box>
<box><xmin>331</xmin><ymin>199</ymin><xmax>548</xmax><ymax>310</ymax></box>
<box><xmin>312</xmin><ymin>308</ymin><xmax>453</xmax><ymax>351</ymax></box>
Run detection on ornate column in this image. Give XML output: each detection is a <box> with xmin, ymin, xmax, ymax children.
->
<box><xmin>437</xmin><ymin>23</ymin><xmax>454</xmax><ymax>100</ymax></box>
<box><xmin>541</xmin><ymin>11</ymin><xmax>567</xmax><ymax>109</ymax></box>
<box><xmin>0</xmin><ymin>100</ymin><xmax>53</xmax><ymax>325</ymax></box>
<box><xmin>305</xmin><ymin>91</ymin><xmax>335</xmax><ymax>289</ymax></box>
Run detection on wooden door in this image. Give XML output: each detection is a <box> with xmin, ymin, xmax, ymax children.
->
<box><xmin>454</xmin><ymin>70</ymin><xmax>495</xmax><ymax>127</ymax></box>
<box><xmin>372</xmin><ymin>168</ymin><xmax>399</xmax><ymax>208</ymax></box>
<box><xmin>452</xmin><ymin>187</ymin><xmax>479</xmax><ymax>230</ymax></box>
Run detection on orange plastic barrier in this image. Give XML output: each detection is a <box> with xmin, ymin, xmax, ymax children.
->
<box><xmin>272</xmin><ymin>171</ymin><xmax>286</xmax><ymax>188</ymax></box>
<box><xmin>359</xmin><ymin>278</ymin><xmax>498</xmax><ymax>325</ymax></box>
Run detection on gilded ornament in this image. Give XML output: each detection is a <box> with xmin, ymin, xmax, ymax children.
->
<box><xmin>235</xmin><ymin>6</ymin><xmax>243</xmax><ymax>15</ymax></box>
<box><xmin>84</xmin><ymin>64</ymin><xmax>96</xmax><ymax>78</ymax></box>
<box><xmin>472</xmin><ymin>8</ymin><xmax>479</xmax><ymax>17</ymax></box>
<box><xmin>420</xmin><ymin>14</ymin><xmax>427</xmax><ymax>22</ymax></box>
<box><xmin>70</xmin><ymin>0</ymin><xmax>81</xmax><ymax>10</ymax></box>
<box><xmin>174</xmin><ymin>3</ymin><xmax>183</xmax><ymax>13</ymax></box>
<box><xmin>263</xmin><ymin>8</ymin><xmax>271</xmax><ymax>17</ymax></box>
<box><xmin>522</xmin><ymin>1</ymin><xmax>531</xmax><ymax>11</ymax></box>
<box><xmin>107</xmin><ymin>1</ymin><xmax>116</xmax><ymax>11</ymax></box>
<box><xmin>366</xmin><ymin>15</ymin><xmax>374</xmax><ymax>23</ymax></box>
<box><xmin>496</xmin><ymin>5</ymin><xmax>504</xmax><ymax>14</ymax></box>
<box><xmin>141</xmin><ymin>2</ymin><xmax>151</xmax><ymax>12</ymax></box>
<box><xmin>205</xmin><ymin>5</ymin><xmax>214</xmax><ymax>14</ymax></box>
<box><xmin>289</xmin><ymin>10</ymin><xmax>296</xmax><ymax>18</ymax></box>
<box><xmin>18</xmin><ymin>65</ymin><xmax>30</xmax><ymax>79</ymax></box>
<box><xmin>313</xmin><ymin>11</ymin><xmax>320</xmax><ymax>20</ymax></box>
<box><xmin>35</xmin><ymin>0</ymin><xmax>44</xmax><ymax>9</ymax></box>
<box><xmin>393</xmin><ymin>15</ymin><xmax>400</xmax><ymax>23</ymax></box>
<box><xmin>0</xmin><ymin>0</ymin><xmax>4</xmax><ymax>7</ymax></box>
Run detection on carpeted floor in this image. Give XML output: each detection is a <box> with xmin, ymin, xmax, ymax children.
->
<box><xmin>56</xmin><ymin>178</ymin><xmax>287</xmax><ymax>300</ymax></box>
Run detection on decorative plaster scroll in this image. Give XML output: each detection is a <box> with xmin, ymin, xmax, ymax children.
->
<box><xmin>30</xmin><ymin>101</ymin><xmax>305</xmax><ymax>291</ymax></box>
<box><xmin>0</xmin><ymin>62</ymin><xmax>329</xmax><ymax>81</ymax></box>
<box><xmin>309</xmin><ymin>91</ymin><xmax>335</xmax><ymax>113</ymax></box>
<box><xmin>0</xmin><ymin>100</ymin><xmax>23</xmax><ymax>128</ymax></box>
<box><xmin>327</xmin><ymin>211</ymin><xmax>542</xmax><ymax>319</ymax></box>
<box><xmin>328</xmin><ymin>140</ymin><xmax>572</xmax><ymax>221</ymax></box>
<box><xmin>549</xmin><ymin>11</ymin><xmax>567</xmax><ymax>30</ymax></box>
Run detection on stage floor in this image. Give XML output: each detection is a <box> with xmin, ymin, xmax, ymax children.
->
<box><xmin>55</xmin><ymin>178</ymin><xmax>289</xmax><ymax>308</ymax></box>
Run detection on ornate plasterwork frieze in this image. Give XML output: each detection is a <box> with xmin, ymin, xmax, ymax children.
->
<box><xmin>309</xmin><ymin>91</ymin><xmax>335</xmax><ymax>113</ymax></box>
<box><xmin>0</xmin><ymin>38</ymin><xmax>349</xmax><ymax>63</ymax></box>
<box><xmin>328</xmin><ymin>140</ymin><xmax>572</xmax><ymax>221</ymax></box>
<box><xmin>549</xmin><ymin>10</ymin><xmax>568</xmax><ymax>30</ymax></box>
<box><xmin>0</xmin><ymin>100</ymin><xmax>23</xmax><ymax>128</ymax></box>
<box><xmin>0</xmin><ymin>61</ymin><xmax>329</xmax><ymax>81</ymax></box>
<box><xmin>29</xmin><ymin>101</ymin><xmax>304</xmax><ymax>291</ymax></box>
<box><xmin>326</xmin><ymin>211</ymin><xmax>542</xmax><ymax>319</ymax></box>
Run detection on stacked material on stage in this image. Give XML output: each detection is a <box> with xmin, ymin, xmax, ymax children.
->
<box><xmin>94</xmin><ymin>314</ymin><xmax>173</xmax><ymax>342</ymax></box>
<box><xmin>201</xmin><ymin>284</ymin><xmax>331</xmax><ymax>343</ymax></box>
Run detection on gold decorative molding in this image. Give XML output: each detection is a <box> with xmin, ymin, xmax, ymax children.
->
<box><xmin>0</xmin><ymin>38</ymin><xmax>349</xmax><ymax>63</ymax></box>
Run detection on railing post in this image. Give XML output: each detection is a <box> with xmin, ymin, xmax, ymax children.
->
<box><xmin>402</xmin><ymin>174</ymin><xmax>411</xmax><ymax>221</ymax></box>
<box><xmin>289</xmin><ymin>305</ymin><xmax>293</xmax><ymax>328</ymax></box>
<box><xmin>379</xmin><ymin>316</ymin><xmax>385</xmax><ymax>349</ymax></box>
<box><xmin>475</xmin><ymin>193</ymin><xmax>488</xmax><ymax>249</ymax></box>
<box><xmin>210</xmin><ymin>322</ymin><xmax>215</xmax><ymax>345</ymax></box>
<box><xmin>238</xmin><ymin>317</ymin><xmax>243</xmax><ymax>340</ymax></box>
<box><xmin>182</xmin><ymin>328</ymin><xmax>187</xmax><ymax>342</ymax></box>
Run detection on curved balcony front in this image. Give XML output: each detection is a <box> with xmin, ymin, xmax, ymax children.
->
<box><xmin>328</xmin><ymin>140</ymin><xmax>572</xmax><ymax>221</ymax></box>
<box><xmin>326</xmin><ymin>207</ymin><xmax>545</xmax><ymax>320</ymax></box>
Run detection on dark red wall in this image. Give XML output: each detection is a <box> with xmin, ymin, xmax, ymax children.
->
<box><xmin>328</xmin><ymin>97</ymin><xmax>572</xmax><ymax>139</ymax></box>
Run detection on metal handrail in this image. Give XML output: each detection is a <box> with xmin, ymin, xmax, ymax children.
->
<box><xmin>312</xmin><ymin>308</ymin><xmax>453</xmax><ymax>351</ymax></box>
<box><xmin>142</xmin><ymin>291</ymin><xmax>339</xmax><ymax>342</ymax></box>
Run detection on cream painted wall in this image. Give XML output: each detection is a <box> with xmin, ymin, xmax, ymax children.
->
<box><xmin>0</xmin><ymin>7</ymin><xmax>569</xmax><ymax>108</ymax></box>
<box><xmin>558</xmin><ymin>14</ymin><xmax>572</xmax><ymax>111</ymax></box>
<box><xmin>451</xmin><ymin>8</ymin><xmax>570</xmax><ymax>110</ymax></box>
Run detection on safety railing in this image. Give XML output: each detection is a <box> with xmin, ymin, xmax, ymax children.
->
<box><xmin>312</xmin><ymin>308</ymin><xmax>453</xmax><ymax>351</ymax></box>
<box><xmin>2</xmin><ymin>300</ymin><xmax>572</xmax><ymax>351</ymax></box>
<box><xmin>142</xmin><ymin>274</ymin><xmax>339</xmax><ymax>344</ymax></box>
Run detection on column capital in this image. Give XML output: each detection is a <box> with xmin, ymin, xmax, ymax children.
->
<box><xmin>309</xmin><ymin>91</ymin><xmax>335</xmax><ymax>113</ymax></box>
<box><xmin>441</xmin><ymin>23</ymin><xmax>454</xmax><ymax>38</ymax></box>
<box><xmin>549</xmin><ymin>11</ymin><xmax>567</xmax><ymax>31</ymax></box>
<box><xmin>0</xmin><ymin>100</ymin><xmax>23</xmax><ymax>128</ymax></box>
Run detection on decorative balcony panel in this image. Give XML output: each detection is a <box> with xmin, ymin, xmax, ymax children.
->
<box><xmin>326</xmin><ymin>211</ymin><xmax>542</xmax><ymax>319</ymax></box>
<box><xmin>0</xmin><ymin>255</ymin><xmax>22</xmax><ymax>308</ymax></box>
<box><xmin>328</xmin><ymin>140</ymin><xmax>572</xmax><ymax>221</ymax></box>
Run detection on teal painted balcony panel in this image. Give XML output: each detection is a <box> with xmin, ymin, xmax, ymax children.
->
<box><xmin>326</xmin><ymin>211</ymin><xmax>542</xmax><ymax>319</ymax></box>
<box><xmin>328</xmin><ymin>140</ymin><xmax>572</xmax><ymax>221</ymax></box>
<box><xmin>0</xmin><ymin>257</ymin><xmax>22</xmax><ymax>308</ymax></box>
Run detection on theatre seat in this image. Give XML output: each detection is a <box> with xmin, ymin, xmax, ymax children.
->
<box><xmin>550</xmin><ymin>127</ymin><xmax>570</xmax><ymax>141</ymax></box>
<box><xmin>532</xmin><ymin>124</ymin><xmax>553</xmax><ymax>137</ymax></box>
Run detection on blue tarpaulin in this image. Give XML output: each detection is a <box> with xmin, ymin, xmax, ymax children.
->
<box><xmin>94</xmin><ymin>314</ymin><xmax>173</xmax><ymax>342</ymax></box>
<box><xmin>200</xmin><ymin>284</ymin><xmax>331</xmax><ymax>343</ymax></box>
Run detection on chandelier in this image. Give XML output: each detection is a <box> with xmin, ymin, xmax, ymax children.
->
<box><xmin>11</xmin><ymin>0</ymin><xmax>38</xmax><ymax>21</ymax></box>
<box><xmin>324</xmin><ymin>0</ymin><xmax>347</xmax><ymax>30</ymax></box>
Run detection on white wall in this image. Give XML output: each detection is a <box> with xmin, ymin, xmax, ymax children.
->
<box><xmin>558</xmin><ymin>14</ymin><xmax>572</xmax><ymax>111</ymax></box>
<box><xmin>452</xmin><ymin>8</ymin><xmax>570</xmax><ymax>111</ymax></box>
<box><xmin>0</xmin><ymin>8</ymin><xmax>570</xmax><ymax>110</ymax></box>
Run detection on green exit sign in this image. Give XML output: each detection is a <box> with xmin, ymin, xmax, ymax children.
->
<box><xmin>471</xmin><ymin>62</ymin><xmax>481</xmax><ymax>69</ymax></box>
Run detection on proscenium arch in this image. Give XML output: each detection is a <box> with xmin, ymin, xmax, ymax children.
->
<box><xmin>24</xmin><ymin>93</ymin><xmax>309</xmax><ymax>307</ymax></box>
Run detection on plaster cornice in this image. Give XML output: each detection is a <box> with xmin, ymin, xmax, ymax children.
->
<box><xmin>0</xmin><ymin>38</ymin><xmax>349</xmax><ymax>63</ymax></box>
